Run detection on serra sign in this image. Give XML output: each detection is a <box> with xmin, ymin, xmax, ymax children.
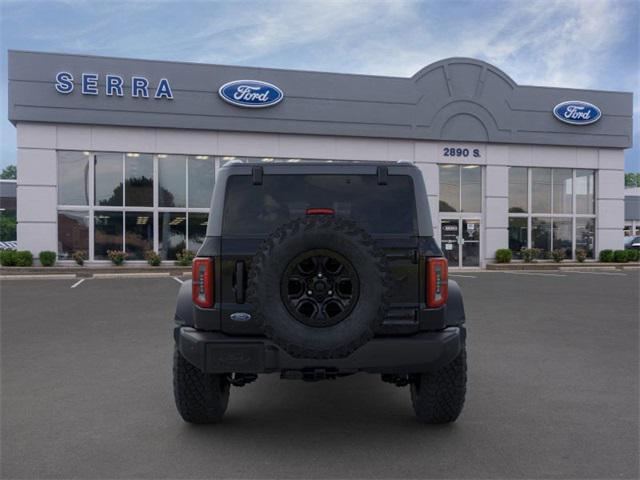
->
<box><xmin>55</xmin><ymin>72</ymin><xmax>174</xmax><ymax>99</ymax></box>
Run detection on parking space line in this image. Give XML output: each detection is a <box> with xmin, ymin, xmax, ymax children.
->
<box><xmin>567</xmin><ymin>270</ymin><xmax>626</xmax><ymax>276</ymax></box>
<box><xmin>501</xmin><ymin>271</ymin><xmax>566</xmax><ymax>277</ymax></box>
<box><xmin>70</xmin><ymin>278</ymin><xmax>86</xmax><ymax>288</ymax></box>
<box><xmin>450</xmin><ymin>274</ymin><xmax>477</xmax><ymax>278</ymax></box>
<box><xmin>172</xmin><ymin>276</ymin><xmax>184</xmax><ymax>284</ymax></box>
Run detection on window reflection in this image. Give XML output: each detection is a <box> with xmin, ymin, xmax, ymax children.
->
<box><xmin>94</xmin><ymin>212</ymin><xmax>123</xmax><ymax>259</ymax></box>
<box><xmin>125</xmin><ymin>154</ymin><xmax>153</xmax><ymax>207</ymax></box>
<box><xmin>552</xmin><ymin>169</ymin><xmax>572</xmax><ymax>214</ymax></box>
<box><xmin>576</xmin><ymin>218</ymin><xmax>595</xmax><ymax>258</ymax></box>
<box><xmin>508</xmin><ymin>167</ymin><xmax>527</xmax><ymax>213</ymax></box>
<box><xmin>188</xmin><ymin>212</ymin><xmax>209</xmax><ymax>252</ymax></box>
<box><xmin>58</xmin><ymin>152</ymin><xmax>89</xmax><ymax>205</ymax></box>
<box><xmin>95</xmin><ymin>153</ymin><xmax>123</xmax><ymax>206</ymax></box>
<box><xmin>125</xmin><ymin>212</ymin><xmax>153</xmax><ymax>260</ymax></box>
<box><xmin>552</xmin><ymin>217</ymin><xmax>572</xmax><ymax>257</ymax></box>
<box><xmin>532</xmin><ymin>217</ymin><xmax>551</xmax><ymax>256</ymax></box>
<box><xmin>439</xmin><ymin>165</ymin><xmax>459</xmax><ymax>212</ymax></box>
<box><xmin>58</xmin><ymin>211</ymin><xmax>89</xmax><ymax>258</ymax></box>
<box><xmin>531</xmin><ymin>168</ymin><xmax>551</xmax><ymax>213</ymax></box>
<box><xmin>576</xmin><ymin>170</ymin><xmax>595</xmax><ymax>214</ymax></box>
<box><xmin>159</xmin><ymin>212</ymin><xmax>186</xmax><ymax>260</ymax></box>
<box><xmin>158</xmin><ymin>155</ymin><xmax>186</xmax><ymax>207</ymax></box>
<box><xmin>461</xmin><ymin>165</ymin><xmax>481</xmax><ymax>212</ymax></box>
<box><xmin>508</xmin><ymin>217</ymin><xmax>527</xmax><ymax>258</ymax></box>
<box><xmin>188</xmin><ymin>156</ymin><xmax>215</xmax><ymax>208</ymax></box>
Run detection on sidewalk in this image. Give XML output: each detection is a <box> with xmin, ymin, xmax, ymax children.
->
<box><xmin>0</xmin><ymin>265</ymin><xmax>192</xmax><ymax>279</ymax></box>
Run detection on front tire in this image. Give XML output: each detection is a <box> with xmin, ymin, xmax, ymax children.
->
<box><xmin>410</xmin><ymin>347</ymin><xmax>467</xmax><ymax>423</ymax></box>
<box><xmin>173</xmin><ymin>344</ymin><xmax>230</xmax><ymax>424</ymax></box>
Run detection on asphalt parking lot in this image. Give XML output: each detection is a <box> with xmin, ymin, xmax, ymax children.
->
<box><xmin>1</xmin><ymin>270</ymin><xmax>639</xmax><ymax>479</ymax></box>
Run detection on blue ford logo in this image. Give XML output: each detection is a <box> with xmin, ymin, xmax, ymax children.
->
<box><xmin>218</xmin><ymin>80</ymin><xmax>283</xmax><ymax>108</ymax></box>
<box><xmin>553</xmin><ymin>101</ymin><xmax>601</xmax><ymax>125</ymax></box>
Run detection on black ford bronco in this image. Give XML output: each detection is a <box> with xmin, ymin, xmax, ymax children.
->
<box><xmin>173</xmin><ymin>161</ymin><xmax>466</xmax><ymax>424</ymax></box>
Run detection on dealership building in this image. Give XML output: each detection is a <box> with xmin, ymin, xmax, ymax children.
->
<box><xmin>7</xmin><ymin>50</ymin><xmax>633</xmax><ymax>267</ymax></box>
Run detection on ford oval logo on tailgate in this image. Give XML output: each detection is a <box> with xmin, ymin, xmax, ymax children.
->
<box><xmin>553</xmin><ymin>101</ymin><xmax>601</xmax><ymax>125</ymax></box>
<box><xmin>218</xmin><ymin>80</ymin><xmax>283</xmax><ymax>108</ymax></box>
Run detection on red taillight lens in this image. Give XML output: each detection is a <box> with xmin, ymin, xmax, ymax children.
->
<box><xmin>426</xmin><ymin>257</ymin><xmax>448</xmax><ymax>308</ymax></box>
<box><xmin>306</xmin><ymin>208</ymin><xmax>335</xmax><ymax>215</ymax></box>
<box><xmin>192</xmin><ymin>257</ymin><xmax>214</xmax><ymax>308</ymax></box>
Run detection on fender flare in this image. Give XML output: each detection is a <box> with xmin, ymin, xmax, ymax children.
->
<box><xmin>174</xmin><ymin>280</ymin><xmax>194</xmax><ymax>327</ymax></box>
<box><xmin>444</xmin><ymin>279</ymin><xmax>466</xmax><ymax>326</ymax></box>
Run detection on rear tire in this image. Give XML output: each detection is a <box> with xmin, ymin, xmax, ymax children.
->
<box><xmin>173</xmin><ymin>344</ymin><xmax>230</xmax><ymax>424</ymax></box>
<box><xmin>410</xmin><ymin>346</ymin><xmax>467</xmax><ymax>424</ymax></box>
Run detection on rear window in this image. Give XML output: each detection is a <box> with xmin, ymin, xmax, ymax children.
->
<box><xmin>222</xmin><ymin>174</ymin><xmax>417</xmax><ymax>236</ymax></box>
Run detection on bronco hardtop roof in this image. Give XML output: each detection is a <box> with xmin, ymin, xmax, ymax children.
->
<box><xmin>222</xmin><ymin>160</ymin><xmax>416</xmax><ymax>168</ymax></box>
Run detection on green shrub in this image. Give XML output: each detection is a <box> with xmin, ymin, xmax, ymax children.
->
<box><xmin>15</xmin><ymin>250</ymin><xmax>33</xmax><ymax>267</ymax></box>
<box><xmin>72</xmin><ymin>250</ymin><xmax>87</xmax><ymax>266</ymax></box>
<box><xmin>575</xmin><ymin>249</ymin><xmax>588</xmax><ymax>263</ymax></box>
<box><xmin>599</xmin><ymin>249</ymin><xmax>614</xmax><ymax>262</ymax></box>
<box><xmin>626</xmin><ymin>249</ymin><xmax>639</xmax><ymax>262</ymax></box>
<box><xmin>613</xmin><ymin>250</ymin><xmax>628</xmax><ymax>263</ymax></box>
<box><xmin>521</xmin><ymin>248</ymin><xmax>534</xmax><ymax>263</ymax></box>
<box><xmin>0</xmin><ymin>249</ymin><xmax>17</xmax><ymax>266</ymax></box>
<box><xmin>175</xmin><ymin>249</ymin><xmax>196</xmax><ymax>266</ymax></box>
<box><xmin>495</xmin><ymin>249</ymin><xmax>512</xmax><ymax>263</ymax></box>
<box><xmin>39</xmin><ymin>250</ymin><xmax>57</xmax><ymax>267</ymax></box>
<box><xmin>551</xmin><ymin>249</ymin><xmax>565</xmax><ymax>263</ymax></box>
<box><xmin>107</xmin><ymin>250</ymin><xmax>127</xmax><ymax>266</ymax></box>
<box><xmin>145</xmin><ymin>250</ymin><xmax>161</xmax><ymax>266</ymax></box>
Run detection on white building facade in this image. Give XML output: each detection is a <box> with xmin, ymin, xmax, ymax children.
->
<box><xmin>8</xmin><ymin>51</ymin><xmax>633</xmax><ymax>267</ymax></box>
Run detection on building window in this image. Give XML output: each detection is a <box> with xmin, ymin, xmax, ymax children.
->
<box><xmin>575</xmin><ymin>169</ymin><xmax>595</xmax><ymax>214</ymax></box>
<box><xmin>158</xmin><ymin>155</ymin><xmax>186</xmax><ymax>207</ymax></box>
<box><xmin>57</xmin><ymin>150</ymin><xmax>215</xmax><ymax>262</ymax></box>
<box><xmin>58</xmin><ymin>151</ymin><xmax>90</xmax><ymax>206</ymax></box>
<box><xmin>57</xmin><ymin>210</ymin><xmax>89</xmax><ymax>259</ymax></box>
<box><xmin>508</xmin><ymin>217</ymin><xmax>527</xmax><ymax>258</ymax></box>
<box><xmin>125</xmin><ymin>153</ymin><xmax>153</xmax><ymax>207</ymax></box>
<box><xmin>531</xmin><ymin>168</ymin><xmax>551</xmax><ymax>213</ymax></box>
<box><xmin>439</xmin><ymin>164</ymin><xmax>482</xmax><ymax>213</ymax></box>
<box><xmin>508</xmin><ymin>167</ymin><xmax>527</xmax><ymax>213</ymax></box>
<box><xmin>94</xmin><ymin>211</ymin><xmax>123</xmax><ymax>260</ymax></box>
<box><xmin>552</xmin><ymin>169</ymin><xmax>573</xmax><ymax>214</ymax></box>
<box><xmin>188</xmin><ymin>156</ymin><xmax>215</xmax><ymax>208</ymax></box>
<box><xmin>125</xmin><ymin>212</ymin><xmax>153</xmax><ymax>259</ymax></box>
<box><xmin>159</xmin><ymin>212</ymin><xmax>186</xmax><ymax>260</ymax></box>
<box><xmin>508</xmin><ymin>167</ymin><xmax>596</xmax><ymax>259</ymax></box>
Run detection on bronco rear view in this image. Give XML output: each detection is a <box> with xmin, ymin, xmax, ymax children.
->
<box><xmin>173</xmin><ymin>161</ymin><xmax>467</xmax><ymax>424</ymax></box>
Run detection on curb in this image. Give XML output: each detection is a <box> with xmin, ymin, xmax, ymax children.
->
<box><xmin>0</xmin><ymin>266</ymin><xmax>191</xmax><ymax>278</ymax></box>
<box><xmin>486</xmin><ymin>262</ymin><xmax>638</xmax><ymax>271</ymax></box>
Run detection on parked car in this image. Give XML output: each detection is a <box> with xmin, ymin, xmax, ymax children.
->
<box><xmin>624</xmin><ymin>236</ymin><xmax>640</xmax><ymax>250</ymax></box>
<box><xmin>173</xmin><ymin>161</ymin><xmax>467</xmax><ymax>424</ymax></box>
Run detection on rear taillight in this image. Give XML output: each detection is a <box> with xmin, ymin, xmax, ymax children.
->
<box><xmin>192</xmin><ymin>257</ymin><xmax>214</xmax><ymax>308</ymax></box>
<box><xmin>306</xmin><ymin>208</ymin><xmax>335</xmax><ymax>215</ymax></box>
<box><xmin>426</xmin><ymin>257</ymin><xmax>448</xmax><ymax>308</ymax></box>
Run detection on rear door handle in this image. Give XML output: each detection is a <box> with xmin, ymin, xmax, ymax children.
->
<box><xmin>234</xmin><ymin>261</ymin><xmax>245</xmax><ymax>304</ymax></box>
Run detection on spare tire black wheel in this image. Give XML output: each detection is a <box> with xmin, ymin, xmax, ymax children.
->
<box><xmin>247</xmin><ymin>216</ymin><xmax>391</xmax><ymax>359</ymax></box>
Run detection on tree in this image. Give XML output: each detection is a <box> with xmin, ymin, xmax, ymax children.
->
<box><xmin>0</xmin><ymin>165</ymin><xmax>16</xmax><ymax>180</ymax></box>
<box><xmin>625</xmin><ymin>172</ymin><xmax>640</xmax><ymax>188</ymax></box>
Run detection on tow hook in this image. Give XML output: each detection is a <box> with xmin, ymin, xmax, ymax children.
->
<box><xmin>381</xmin><ymin>374</ymin><xmax>410</xmax><ymax>387</ymax></box>
<box><xmin>227</xmin><ymin>373</ymin><xmax>258</xmax><ymax>387</ymax></box>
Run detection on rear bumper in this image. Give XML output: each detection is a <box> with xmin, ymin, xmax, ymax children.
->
<box><xmin>176</xmin><ymin>326</ymin><xmax>464</xmax><ymax>374</ymax></box>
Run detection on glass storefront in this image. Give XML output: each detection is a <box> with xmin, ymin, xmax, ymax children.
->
<box><xmin>508</xmin><ymin>167</ymin><xmax>596</xmax><ymax>259</ymax></box>
<box><xmin>57</xmin><ymin>151</ymin><xmax>215</xmax><ymax>261</ymax></box>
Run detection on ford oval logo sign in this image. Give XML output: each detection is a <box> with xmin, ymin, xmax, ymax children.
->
<box><xmin>218</xmin><ymin>79</ymin><xmax>283</xmax><ymax>108</ymax></box>
<box><xmin>553</xmin><ymin>100</ymin><xmax>601</xmax><ymax>125</ymax></box>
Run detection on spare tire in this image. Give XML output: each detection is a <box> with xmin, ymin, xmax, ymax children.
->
<box><xmin>247</xmin><ymin>216</ymin><xmax>390</xmax><ymax>359</ymax></box>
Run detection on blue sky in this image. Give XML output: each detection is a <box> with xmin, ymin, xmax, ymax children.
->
<box><xmin>1</xmin><ymin>0</ymin><xmax>638</xmax><ymax>171</ymax></box>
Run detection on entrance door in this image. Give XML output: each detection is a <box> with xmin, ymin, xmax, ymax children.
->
<box><xmin>440</xmin><ymin>218</ymin><xmax>481</xmax><ymax>267</ymax></box>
